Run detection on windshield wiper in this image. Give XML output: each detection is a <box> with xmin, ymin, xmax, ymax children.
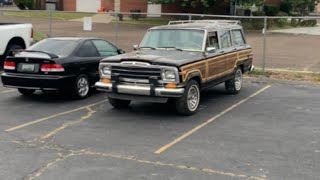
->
<box><xmin>157</xmin><ymin>46</ymin><xmax>183</xmax><ymax>51</ymax></box>
<box><xmin>18</xmin><ymin>50</ymin><xmax>59</xmax><ymax>59</ymax></box>
<box><xmin>138</xmin><ymin>46</ymin><xmax>156</xmax><ymax>50</ymax></box>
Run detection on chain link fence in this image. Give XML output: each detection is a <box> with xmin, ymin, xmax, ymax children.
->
<box><xmin>1</xmin><ymin>9</ymin><xmax>319</xmax><ymax>72</ymax></box>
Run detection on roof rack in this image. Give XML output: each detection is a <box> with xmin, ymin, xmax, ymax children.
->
<box><xmin>168</xmin><ymin>20</ymin><xmax>241</xmax><ymax>25</ymax></box>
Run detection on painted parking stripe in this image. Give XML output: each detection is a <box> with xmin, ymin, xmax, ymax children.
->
<box><xmin>5</xmin><ymin>99</ymin><xmax>108</xmax><ymax>132</ymax></box>
<box><xmin>0</xmin><ymin>89</ymin><xmax>16</xmax><ymax>94</ymax></box>
<box><xmin>154</xmin><ymin>85</ymin><xmax>272</xmax><ymax>154</ymax></box>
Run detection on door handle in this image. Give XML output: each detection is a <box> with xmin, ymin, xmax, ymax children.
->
<box><xmin>219</xmin><ymin>50</ymin><xmax>224</xmax><ymax>53</ymax></box>
<box><xmin>233</xmin><ymin>48</ymin><xmax>237</xmax><ymax>50</ymax></box>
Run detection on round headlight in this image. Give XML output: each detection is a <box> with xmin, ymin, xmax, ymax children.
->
<box><xmin>164</xmin><ymin>70</ymin><xmax>176</xmax><ymax>79</ymax></box>
<box><xmin>102</xmin><ymin>66</ymin><xmax>111</xmax><ymax>75</ymax></box>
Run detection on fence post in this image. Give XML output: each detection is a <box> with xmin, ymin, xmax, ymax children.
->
<box><xmin>262</xmin><ymin>17</ymin><xmax>267</xmax><ymax>72</ymax></box>
<box><xmin>48</xmin><ymin>10</ymin><xmax>52</xmax><ymax>37</ymax></box>
<box><xmin>114</xmin><ymin>12</ymin><xmax>119</xmax><ymax>46</ymax></box>
<box><xmin>188</xmin><ymin>14</ymin><xmax>192</xmax><ymax>22</ymax></box>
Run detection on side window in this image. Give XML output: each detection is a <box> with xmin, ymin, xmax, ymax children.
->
<box><xmin>206</xmin><ymin>32</ymin><xmax>219</xmax><ymax>49</ymax></box>
<box><xmin>232</xmin><ymin>30</ymin><xmax>245</xmax><ymax>46</ymax></box>
<box><xmin>219</xmin><ymin>30</ymin><xmax>232</xmax><ymax>49</ymax></box>
<box><xmin>77</xmin><ymin>41</ymin><xmax>99</xmax><ymax>57</ymax></box>
<box><xmin>92</xmin><ymin>40</ymin><xmax>118</xmax><ymax>56</ymax></box>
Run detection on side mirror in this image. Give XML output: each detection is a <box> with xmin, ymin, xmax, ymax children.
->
<box><xmin>133</xmin><ymin>45</ymin><xmax>139</xmax><ymax>50</ymax></box>
<box><xmin>206</xmin><ymin>47</ymin><xmax>216</xmax><ymax>53</ymax></box>
<box><xmin>117</xmin><ymin>49</ymin><xmax>125</xmax><ymax>54</ymax></box>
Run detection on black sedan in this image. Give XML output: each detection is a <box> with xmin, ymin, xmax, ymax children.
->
<box><xmin>1</xmin><ymin>37</ymin><xmax>124</xmax><ymax>98</ymax></box>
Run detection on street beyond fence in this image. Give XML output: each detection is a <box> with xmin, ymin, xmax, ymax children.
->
<box><xmin>1</xmin><ymin>10</ymin><xmax>319</xmax><ymax>72</ymax></box>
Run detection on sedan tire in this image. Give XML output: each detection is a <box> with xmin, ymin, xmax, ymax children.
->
<box><xmin>73</xmin><ymin>74</ymin><xmax>90</xmax><ymax>99</ymax></box>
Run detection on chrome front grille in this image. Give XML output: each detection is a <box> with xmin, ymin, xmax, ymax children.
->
<box><xmin>111</xmin><ymin>66</ymin><xmax>162</xmax><ymax>84</ymax></box>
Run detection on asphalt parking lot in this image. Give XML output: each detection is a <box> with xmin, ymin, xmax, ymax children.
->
<box><xmin>0</xmin><ymin>76</ymin><xmax>319</xmax><ymax>180</ymax></box>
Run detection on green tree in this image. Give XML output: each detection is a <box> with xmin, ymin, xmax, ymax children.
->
<box><xmin>239</xmin><ymin>0</ymin><xmax>264</xmax><ymax>9</ymax></box>
<box><xmin>281</xmin><ymin>0</ymin><xmax>319</xmax><ymax>15</ymax></box>
<box><xmin>13</xmin><ymin>0</ymin><xmax>33</xmax><ymax>10</ymax></box>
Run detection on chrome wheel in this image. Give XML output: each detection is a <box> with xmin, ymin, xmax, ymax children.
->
<box><xmin>77</xmin><ymin>77</ymin><xmax>89</xmax><ymax>97</ymax></box>
<box><xmin>234</xmin><ymin>69</ymin><xmax>242</xmax><ymax>91</ymax></box>
<box><xmin>187</xmin><ymin>84</ymin><xmax>200</xmax><ymax>111</ymax></box>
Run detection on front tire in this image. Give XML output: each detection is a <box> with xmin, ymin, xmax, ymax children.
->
<box><xmin>175</xmin><ymin>80</ymin><xmax>200</xmax><ymax>115</ymax></box>
<box><xmin>225</xmin><ymin>67</ymin><xmax>243</xmax><ymax>94</ymax></box>
<box><xmin>73</xmin><ymin>74</ymin><xmax>90</xmax><ymax>99</ymax></box>
<box><xmin>18</xmin><ymin>88</ymin><xmax>35</xmax><ymax>96</ymax></box>
<box><xmin>108</xmin><ymin>97</ymin><xmax>131</xmax><ymax>109</ymax></box>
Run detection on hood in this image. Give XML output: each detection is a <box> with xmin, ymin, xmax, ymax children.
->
<box><xmin>100</xmin><ymin>50</ymin><xmax>204</xmax><ymax>67</ymax></box>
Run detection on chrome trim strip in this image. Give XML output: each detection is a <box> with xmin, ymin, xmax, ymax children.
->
<box><xmin>95</xmin><ymin>82</ymin><xmax>184</xmax><ymax>97</ymax></box>
<box><xmin>3</xmin><ymin>85</ymin><xmax>57</xmax><ymax>91</ymax></box>
<box><xmin>1</xmin><ymin>72</ymin><xmax>68</xmax><ymax>80</ymax></box>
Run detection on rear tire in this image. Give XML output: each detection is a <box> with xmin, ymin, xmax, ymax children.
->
<box><xmin>175</xmin><ymin>80</ymin><xmax>200</xmax><ymax>116</ymax></box>
<box><xmin>108</xmin><ymin>97</ymin><xmax>131</xmax><ymax>109</ymax></box>
<box><xmin>225</xmin><ymin>67</ymin><xmax>243</xmax><ymax>94</ymax></box>
<box><xmin>73</xmin><ymin>74</ymin><xmax>90</xmax><ymax>99</ymax></box>
<box><xmin>18</xmin><ymin>88</ymin><xmax>35</xmax><ymax>96</ymax></box>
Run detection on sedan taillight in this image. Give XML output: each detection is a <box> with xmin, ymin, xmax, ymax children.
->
<box><xmin>3</xmin><ymin>61</ymin><xmax>16</xmax><ymax>70</ymax></box>
<box><xmin>41</xmin><ymin>64</ymin><xmax>65</xmax><ymax>72</ymax></box>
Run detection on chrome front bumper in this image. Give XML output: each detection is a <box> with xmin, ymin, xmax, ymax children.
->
<box><xmin>95</xmin><ymin>82</ymin><xmax>185</xmax><ymax>97</ymax></box>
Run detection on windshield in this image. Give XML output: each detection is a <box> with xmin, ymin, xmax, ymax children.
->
<box><xmin>140</xmin><ymin>29</ymin><xmax>205</xmax><ymax>51</ymax></box>
<box><xmin>28</xmin><ymin>39</ymin><xmax>79</xmax><ymax>57</ymax></box>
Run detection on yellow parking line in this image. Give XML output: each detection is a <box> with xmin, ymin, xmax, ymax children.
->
<box><xmin>154</xmin><ymin>85</ymin><xmax>272</xmax><ymax>154</ymax></box>
<box><xmin>0</xmin><ymin>89</ymin><xmax>16</xmax><ymax>94</ymax></box>
<box><xmin>5</xmin><ymin>99</ymin><xmax>107</xmax><ymax>132</ymax></box>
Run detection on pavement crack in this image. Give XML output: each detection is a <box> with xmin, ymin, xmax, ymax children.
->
<box><xmin>40</xmin><ymin>107</ymin><xmax>96</xmax><ymax>140</ymax></box>
<box><xmin>23</xmin><ymin>152</ymin><xmax>73</xmax><ymax>180</ymax></box>
<box><xmin>73</xmin><ymin>150</ymin><xmax>268</xmax><ymax>180</ymax></box>
<box><xmin>5</xmin><ymin>138</ymin><xmax>268</xmax><ymax>180</ymax></box>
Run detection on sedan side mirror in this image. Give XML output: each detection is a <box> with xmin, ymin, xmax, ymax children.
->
<box><xmin>117</xmin><ymin>49</ymin><xmax>125</xmax><ymax>54</ymax></box>
<box><xmin>133</xmin><ymin>45</ymin><xmax>139</xmax><ymax>50</ymax></box>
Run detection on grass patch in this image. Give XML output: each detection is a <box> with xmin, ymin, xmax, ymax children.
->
<box><xmin>33</xmin><ymin>32</ymin><xmax>48</xmax><ymax>42</ymax></box>
<box><xmin>248</xmin><ymin>69</ymin><xmax>272</xmax><ymax>76</ymax></box>
<box><xmin>247</xmin><ymin>68</ymin><xmax>320</xmax><ymax>83</ymax></box>
<box><xmin>4</xmin><ymin>11</ymin><xmax>94</xmax><ymax>20</ymax></box>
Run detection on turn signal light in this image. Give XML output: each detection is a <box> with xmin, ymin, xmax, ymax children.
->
<box><xmin>41</xmin><ymin>64</ymin><xmax>64</xmax><ymax>72</ymax></box>
<box><xmin>165</xmin><ymin>83</ymin><xmax>177</xmax><ymax>88</ymax></box>
<box><xmin>101</xmin><ymin>78</ymin><xmax>111</xmax><ymax>83</ymax></box>
<box><xmin>3</xmin><ymin>61</ymin><xmax>16</xmax><ymax>70</ymax></box>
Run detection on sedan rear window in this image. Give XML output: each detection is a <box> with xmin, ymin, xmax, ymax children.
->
<box><xmin>28</xmin><ymin>39</ymin><xmax>79</xmax><ymax>57</ymax></box>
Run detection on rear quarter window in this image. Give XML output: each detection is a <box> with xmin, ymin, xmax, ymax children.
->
<box><xmin>232</xmin><ymin>29</ymin><xmax>245</xmax><ymax>46</ymax></box>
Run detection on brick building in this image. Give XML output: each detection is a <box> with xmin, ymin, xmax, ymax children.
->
<box><xmin>33</xmin><ymin>0</ymin><xmax>63</xmax><ymax>11</ymax></box>
<box><xmin>34</xmin><ymin>0</ymin><xmax>149</xmax><ymax>12</ymax></box>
